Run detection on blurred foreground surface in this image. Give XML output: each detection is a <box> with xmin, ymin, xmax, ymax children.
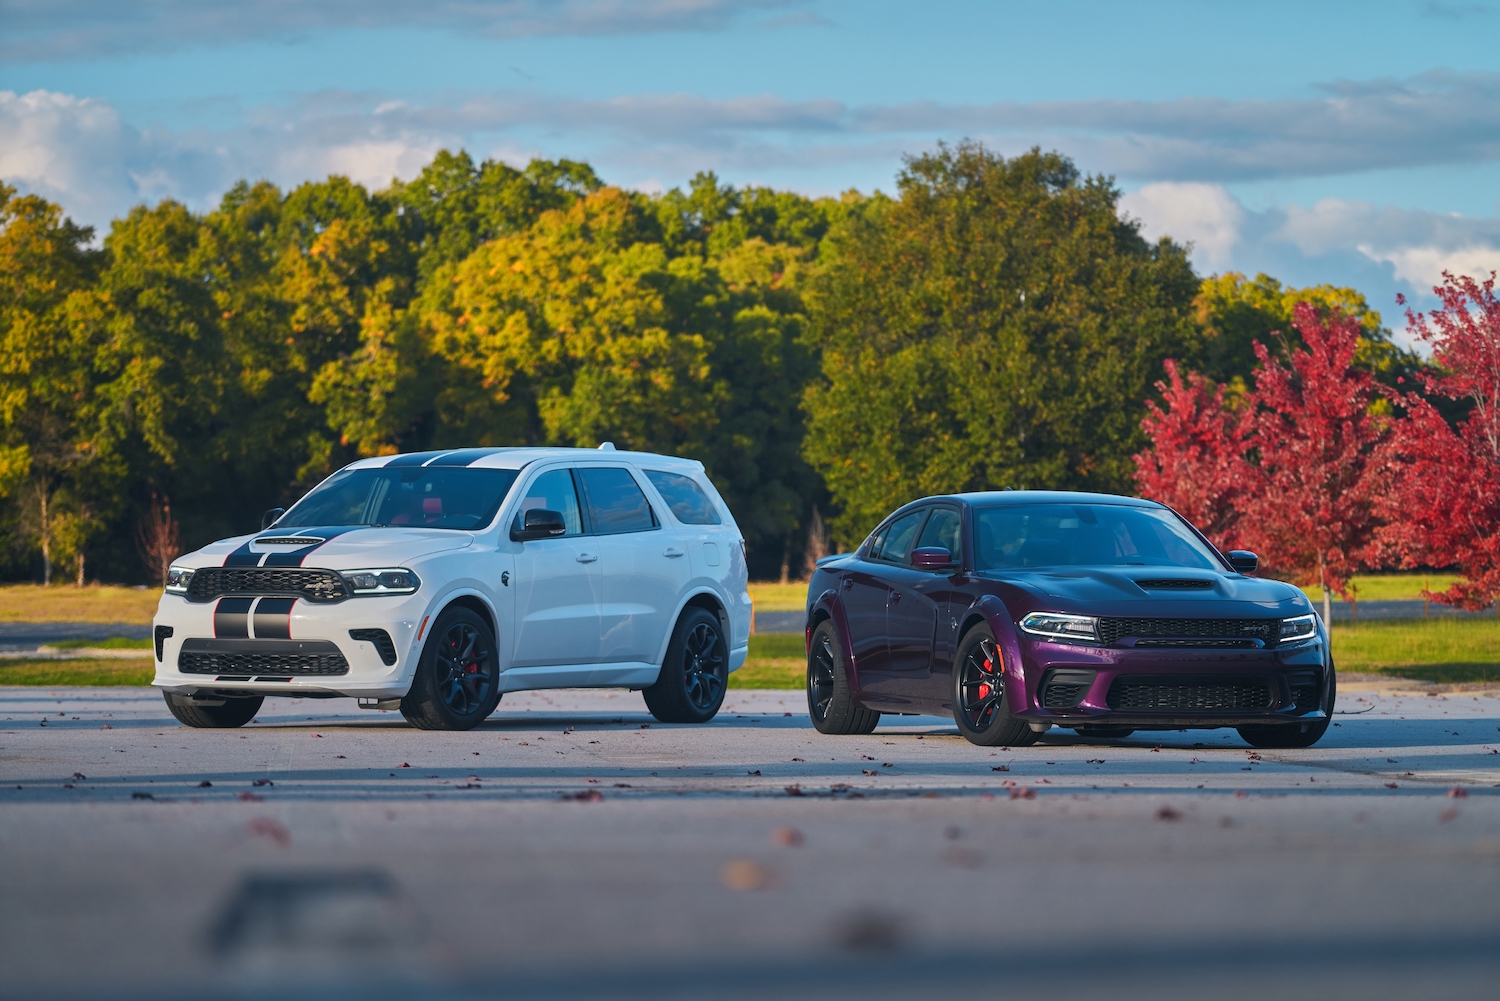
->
<box><xmin>2</xmin><ymin>683</ymin><xmax>1498</xmax><ymax>1000</ymax></box>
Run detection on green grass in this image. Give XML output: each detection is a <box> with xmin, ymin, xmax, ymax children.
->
<box><xmin>46</xmin><ymin>637</ymin><xmax>153</xmax><ymax>650</ymax></box>
<box><xmin>1330</xmin><ymin>618</ymin><xmax>1500</xmax><ymax>684</ymax></box>
<box><xmin>748</xmin><ymin>581</ymin><xmax>809</xmax><ymax>612</ymax></box>
<box><xmin>0</xmin><ymin>584</ymin><xmax>160</xmax><ymax>624</ymax></box>
<box><xmin>730</xmin><ymin>633</ymin><xmax>806</xmax><ymax>689</ymax></box>
<box><xmin>1299</xmin><ymin>573</ymin><xmax>1465</xmax><ymax>603</ymax></box>
<box><xmin>0</xmin><ymin>658</ymin><xmax>154</xmax><ymax>686</ymax></box>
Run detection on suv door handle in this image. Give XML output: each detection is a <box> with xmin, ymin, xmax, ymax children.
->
<box><xmin>663</xmin><ymin>548</ymin><xmax>685</xmax><ymax>558</ymax></box>
<box><xmin>889</xmin><ymin>591</ymin><xmax>902</xmax><ymax>604</ymax></box>
<box><xmin>576</xmin><ymin>553</ymin><xmax>598</xmax><ymax>563</ymax></box>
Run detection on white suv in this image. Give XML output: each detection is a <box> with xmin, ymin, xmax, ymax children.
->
<box><xmin>151</xmin><ymin>445</ymin><xmax>750</xmax><ymax>730</ymax></box>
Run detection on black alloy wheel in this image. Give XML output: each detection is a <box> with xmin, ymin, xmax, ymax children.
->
<box><xmin>1237</xmin><ymin>664</ymin><xmax>1337</xmax><ymax>749</ymax></box>
<box><xmin>401</xmin><ymin>606</ymin><xmax>502</xmax><ymax>731</ymax></box>
<box><xmin>806</xmin><ymin>619</ymin><xmax>879</xmax><ymax>735</ymax></box>
<box><xmin>644</xmin><ymin>607</ymin><xmax>729</xmax><ymax>724</ymax></box>
<box><xmin>951</xmin><ymin>623</ymin><xmax>1038</xmax><ymax>747</ymax></box>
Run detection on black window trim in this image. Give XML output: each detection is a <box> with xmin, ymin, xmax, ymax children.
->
<box><xmin>868</xmin><ymin>506</ymin><xmax>933</xmax><ymax>567</ymax></box>
<box><xmin>913</xmin><ymin>502</ymin><xmax>965</xmax><ymax>573</ymax></box>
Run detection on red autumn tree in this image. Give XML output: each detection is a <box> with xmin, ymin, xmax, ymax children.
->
<box><xmin>1133</xmin><ymin>359</ymin><xmax>1251</xmax><ymax>549</ymax></box>
<box><xmin>1371</xmin><ymin>272</ymin><xmax>1500</xmax><ymax>610</ymax></box>
<box><xmin>1234</xmin><ymin>303</ymin><xmax>1386</xmax><ymax>622</ymax></box>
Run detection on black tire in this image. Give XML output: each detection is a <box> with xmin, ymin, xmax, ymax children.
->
<box><xmin>806</xmin><ymin>619</ymin><xmax>879</xmax><ymax>735</ymax></box>
<box><xmin>1237</xmin><ymin>665</ymin><xmax>1336</xmax><ymax>749</ymax></box>
<box><xmin>952</xmin><ymin>623</ymin><xmax>1038</xmax><ymax>747</ymax></box>
<box><xmin>400</xmin><ymin>606</ymin><xmax>502</xmax><ymax>731</ymax></box>
<box><xmin>643</xmin><ymin>607</ymin><xmax>728</xmax><ymax>724</ymax></box>
<box><xmin>163</xmin><ymin>691</ymin><xmax>264</xmax><ymax>729</ymax></box>
<box><xmin>1073</xmin><ymin>726</ymin><xmax>1135</xmax><ymax>740</ymax></box>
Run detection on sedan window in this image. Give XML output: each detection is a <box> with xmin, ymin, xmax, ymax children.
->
<box><xmin>876</xmin><ymin>510</ymin><xmax>927</xmax><ymax>563</ymax></box>
<box><xmin>578</xmin><ymin>467</ymin><xmax>658</xmax><ymax>534</ymax></box>
<box><xmin>915</xmin><ymin>508</ymin><xmax>962</xmax><ymax>561</ymax></box>
<box><xmin>973</xmin><ymin>503</ymin><xmax>1221</xmax><ymax>570</ymax></box>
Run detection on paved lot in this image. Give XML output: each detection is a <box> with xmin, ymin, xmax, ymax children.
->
<box><xmin>2</xmin><ymin>681</ymin><xmax>1499</xmax><ymax>1000</ymax></box>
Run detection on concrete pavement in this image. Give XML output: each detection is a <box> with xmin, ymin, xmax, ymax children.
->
<box><xmin>2</xmin><ymin>681</ymin><xmax>1498</xmax><ymax>999</ymax></box>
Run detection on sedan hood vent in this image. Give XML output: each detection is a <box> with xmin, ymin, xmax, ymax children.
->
<box><xmin>254</xmin><ymin>536</ymin><xmax>325</xmax><ymax>546</ymax></box>
<box><xmin>1134</xmin><ymin>578</ymin><xmax>1214</xmax><ymax>590</ymax></box>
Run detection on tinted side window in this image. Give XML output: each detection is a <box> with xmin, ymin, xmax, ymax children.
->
<box><xmin>644</xmin><ymin>470</ymin><xmax>721</xmax><ymax>525</ymax></box>
<box><xmin>876</xmin><ymin>510</ymin><xmax>926</xmax><ymax>563</ymax></box>
<box><xmin>916</xmin><ymin>508</ymin><xmax>962</xmax><ymax>562</ymax></box>
<box><xmin>517</xmin><ymin>469</ymin><xmax>583</xmax><ymax>536</ymax></box>
<box><xmin>578</xmin><ymin>467</ymin><xmax>657</xmax><ymax>534</ymax></box>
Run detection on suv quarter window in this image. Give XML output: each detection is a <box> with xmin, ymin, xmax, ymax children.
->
<box><xmin>643</xmin><ymin>469</ymin><xmax>721</xmax><ymax>525</ymax></box>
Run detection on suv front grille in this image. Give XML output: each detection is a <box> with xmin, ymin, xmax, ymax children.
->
<box><xmin>1107</xmin><ymin>676</ymin><xmax>1273</xmax><ymax>712</ymax></box>
<box><xmin>186</xmin><ymin>567</ymin><xmax>347</xmax><ymax>603</ymax></box>
<box><xmin>177</xmin><ymin>638</ymin><xmax>348</xmax><ymax>676</ymax></box>
<box><xmin>1098</xmin><ymin>617</ymin><xmax>1278</xmax><ymax>647</ymax></box>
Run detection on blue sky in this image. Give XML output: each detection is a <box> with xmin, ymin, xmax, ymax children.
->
<box><xmin>4</xmin><ymin>0</ymin><xmax>1499</xmax><ymax>340</ymax></box>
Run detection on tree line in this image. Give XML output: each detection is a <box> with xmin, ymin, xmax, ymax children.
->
<box><xmin>0</xmin><ymin>141</ymin><xmax>1451</xmax><ymax>586</ymax></box>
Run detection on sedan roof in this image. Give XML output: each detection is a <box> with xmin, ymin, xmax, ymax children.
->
<box><xmin>945</xmin><ymin>490</ymin><xmax>1161</xmax><ymax>509</ymax></box>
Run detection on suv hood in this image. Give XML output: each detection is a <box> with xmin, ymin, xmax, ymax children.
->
<box><xmin>183</xmin><ymin>526</ymin><xmax>474</xmax><ymax>570</ymax></box>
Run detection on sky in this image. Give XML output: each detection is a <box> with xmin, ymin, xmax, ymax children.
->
<box><xmin>4</xmin><ymin>0</ymin><xmax>1500</xmax><ymax>343</ymax></box>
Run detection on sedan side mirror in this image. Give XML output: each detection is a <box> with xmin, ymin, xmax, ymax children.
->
<box><xmin>911</xmin><ymin>546</ymin><xmax>957</xmax><ymax>571</ymax></box>
<box><xmin>1227</xmin><ymin>550</ymin><xmax>1259</xmax><ymax>574</ymax></box>
<box><xmin>261</xmin><ymin>507</ymin><xmax>285</xmax><ymax>530</ymax></box>
<box><xmin>511</xmin><ymin>508</ymin><xmax>567</xmax><ymax>542</ymax></box>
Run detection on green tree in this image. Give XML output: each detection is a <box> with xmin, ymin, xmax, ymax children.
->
<box><xmin>803</xmin><ymin>144</ymin><xmax>1200</xmax><ymax>546</ymax></box>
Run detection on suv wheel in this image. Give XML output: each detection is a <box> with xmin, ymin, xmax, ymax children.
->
<box><xmin>400</xmin><ymin>607</ymin><xmax>502</xmax><ymax>731</ymax></box>
<box><xmin>807</xmin><ymin>619</ymin><xmax>879</xmax><ymax>735</ymax></box>
<box><xmin>952</xmin><ymin>623</ymin><xmax>1038</xmax><ymax>747</ymax></box>
<box><xmin>643</xmin><ymin>607</ymin><xmax>728</xmax><ymax>724</ymax></box>
<box><xmin>163</xmin><ymin>692</ymin><xmax>264</xmax><ymax>728</ymax></box>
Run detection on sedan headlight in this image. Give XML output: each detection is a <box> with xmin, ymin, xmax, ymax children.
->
<box><xmin>165</xmin><ymin>566</ymin><xmax>195</xmax><ymax>593</ymax></box>
<box><xmin>1279</xmin><ymin>613</ymin><xmax>1319</xmax><ymax>643</ymax></box>
<box><xmin>1019</xmin><ymin>611</ymin><xmax>1100</xmax><ymax>643</ymax></box>
<box><xmin>341</xmin><ymin>568</ymin><xmax>421</xmax><ymax>595</ymax></box>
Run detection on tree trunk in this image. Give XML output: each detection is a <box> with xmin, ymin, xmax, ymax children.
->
<box><xmin>1318</xmin><ymin>553</ymin><xmax>1331</xmax><ymax>625</ymax></box>
<box><xmin>75</xmin><ymin>551</ymin><xmax>85</xmax><ymax>588</ymax></box>
<box><xmin>37</xmin><ymin>484</ymin><xmax>51</xmax><ymax>587</ymax></box>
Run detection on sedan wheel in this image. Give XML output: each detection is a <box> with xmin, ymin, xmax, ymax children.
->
<box><xmin>401</xmin><ymin>607</ymin><xmax>502</xmax><ymax>731</ymax></box>
<box><xmin>951</xmin><ymin>623</ymin><xmax>1037</xmax><ymax>747</ymax></box>
<box><xmin>806</xmin><ymin>619</ymin><xmax>879</xmax><ymax>735</ymax></box>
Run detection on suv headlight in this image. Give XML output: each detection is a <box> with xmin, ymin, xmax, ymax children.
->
<box><xmin>1019</xmin><ymin>611</ymin><xmax>1100</xmax><ymax>643</ymax></box>
<box><xmin>165</xmin><ymin>566</ymin><xmax>194</xmax><ymax>593</ymax></box>
<box><xmin>1279</xmin><ymin>613</ymin><xmax>1318</xmax><ymax>643</ymax></box>
<box><xmin>342</xmin><ymin>568</ymin><xmax>421</xmax><ymax>595</ymax></box>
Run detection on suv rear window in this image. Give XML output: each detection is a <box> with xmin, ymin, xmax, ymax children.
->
<box><xmin>644</xmin><ymin>470</ymin><xmax>721</xmax><ymax>525</ymax></box>
<box><xmin>578</xmin><ymin>467</ymin><xmax>658</xmax><ymax>534</ymax></box>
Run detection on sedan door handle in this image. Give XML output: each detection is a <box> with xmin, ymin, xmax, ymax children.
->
<box><xmin>663</xmin><ymin>548</ymin><xmax>685</xmax><ymax>558</ymax></box>
<box><xmin>841</xmin><ymin>578</ymin><xmax>853</xmax><ymax>590</ymax></box>
<box><xmin>889</xmin><ymin>591</ymin><xmax>901</xmax><ymax>604</ymax></box>
<box><xmin>576</xmin><ymin>553</ymin><xmax>598</xmax><ymax>563</ymax></box>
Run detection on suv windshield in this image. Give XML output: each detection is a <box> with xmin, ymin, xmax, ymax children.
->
<box><xmin>973</xmin><ymin>503</ymin><xmax>1222</xmax><ymax>571</ymax></box>
<box><xmin>277</xmin><ymin>467</ymin><xmax>520</xmax><ymax>531</ymax></box>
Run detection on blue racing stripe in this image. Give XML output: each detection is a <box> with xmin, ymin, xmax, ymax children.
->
<box><xmin>222</xmin><ymin>540</ymin><xmax>264</xmax><ymax>567</ymax></box>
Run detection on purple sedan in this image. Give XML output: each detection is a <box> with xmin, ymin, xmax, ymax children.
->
<box><xmin>804</xmin><ymin>491</ymin><xmax>1333</xmax><ymax>749</ymax></box>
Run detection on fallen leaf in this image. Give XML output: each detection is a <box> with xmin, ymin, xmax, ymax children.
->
<box><xmin>1384</xmin><ymin>783</ymin><xmax>1398</xmax><ymax>789</ymax></box>
<box><xmin>335</xmin><ymin>755</ymin><xmax>346</xmax><ymax>759</ymax></box>
<box><xmin>882</xmin><ymin>762</ymin><xmax>893</xmax><ymax>768</ymax></box>
<box><xmin>861</xmin><ymin>769</ymin><xmax>878</xmax><ymax>776</ymax></box>
<box><xmin>400</xmin><ymin>762</ymin><xmax>411</xmax><ymax>767</ymax></box>
<box><xmin>1448</xmin><ymin>787</ymin><xmax>1469</xmax><ymax>798</ymax></box>
<box><xmin>563</xmin><ymin>789</ymin><xmax>603</xmax><ymax>802</ymax></box>
<box><xmin>100</xmin><ymin>724</ymin><xmax>111</xmax><ymax>730</ymax></box>
<box><xmin>1087</xmin><ymin>759</ymin><xmax>1105</xmax><ymax>764</ymax></box>
<box><xmin>791</xmin><ymin>757</ymin><xmax>805</xmax><ymax>762</ymax></box>
<box><xmin>252</xmin><ymin>779</ymin><xmax>273</xmax><ymax>787</ymax></box>
<box><xmin>198</xmin><ymin>781</ymin><xmax>212</xmax><ymax>788</ymax></box>
<box><xmin>772</xmin><ymin>826</ymin><xmax>804</xmax><ymax>847</ymax></box>
<box><xmin>1439</xmin><ymin>807</ymin><xmax>1460</xmax><ymax>823</ymax></box>
<box><xmin>784</xmin><ymin>785</ymin><xmax>804</xmax><ymax>797</ymax></box>
<box><xmin>991</xmin><ymin>765</ymin><xmax>1009</xmax><ymax>772</ymax></box>
<box><xmin>72</xmin><ymin>772</ymin><xmax>85</xmax><ymax>780</ymax></box>
<box><xmin>1156</xmin><ymin>806</ymin><xmax>1182</xmax><ymax>821</ymax></box>
<box><xmin>131</xmin><ymin>792</ymin><xmax>154</xmax><ymax>800</ymax></box>
<box><xmin>747</xmin><ymin>769</ymin><xmax>762</xmax><ymax>776</ymax></box>
<box><xmin>1008</xmin><ymin>787</ymin><xmax>1036</xmax><ymax>800</ymax></box>
<box><xmin>720</xmin><ymin>860</ymin><xmax>775</xmax><ymax>891</ymax></box>
<box><xmin>248</xmin><ymin>818</ymin><xmax>291</xmax><ymax>847</ymax></box>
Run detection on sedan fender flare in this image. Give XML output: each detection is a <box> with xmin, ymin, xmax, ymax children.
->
<box><xmin>807</xmin><ymin>588</ymin><xmax>866</xmax><ymax>700</ymax></box>
<box><xmin>966</xmin><ymin>594</ymin><xmax>1033</xmax><ymax>713</ymax></box>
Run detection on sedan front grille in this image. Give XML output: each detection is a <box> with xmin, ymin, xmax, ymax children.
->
<box><xmin>177</xmin><ymin>638</ymin><xmax>348</xmax><ymax>676</ymax></box>
<box><xmin>1098</xmin><ymin>617</ymin><xmax>1278</xmax><ymax>647</ymax></box>
<box><xmin>186</xmin><ymin>567</ymin><xmax>347</xmax><ymax>603</ymax></box>
<box><xmin>1107</xmin><ymin>676</ymin><xmax>1273</xmax><ymax>712</ymax></box>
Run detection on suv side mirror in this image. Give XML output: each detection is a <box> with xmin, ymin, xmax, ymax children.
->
<box><xmin>1227</xmin><ymin>550</ymin><xmax>1259</xmax><ymax>574</ymax></box>
<box><xmin>511</xmin><ymin>508</ymin><xmax>567</xmax><ymax>542</ymax></box>
<box><xmin>262</xmin><ymin>507</ymin><xmax>285</xmax><ymax>530</ymax></box>
<box><xmin>911</xmin><ymin>546</ymin><xmax>956</xmax><ymax>571</ymax></box>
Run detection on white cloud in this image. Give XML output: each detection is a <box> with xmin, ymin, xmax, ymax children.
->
<box><xmin>1120</xmin><ymin>182</ymin><xmax>1244</xmax><ymax>270</ymax></box>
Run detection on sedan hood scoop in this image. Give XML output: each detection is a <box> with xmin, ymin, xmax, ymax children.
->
<box><xmin>978</xmin><ymin>566</ymin><xmax>1298</xmax><ymax>606</ymax></box>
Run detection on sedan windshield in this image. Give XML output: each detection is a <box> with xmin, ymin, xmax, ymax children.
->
<box><xmin>277</xmin><ymin>467</ymin><xmax>520</xmax><ymax>531</ymax></box>
<box><xmin>973</xmin><ymin>503</ymin><xmax>1222</xmax><ymax>571</ymax></box>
